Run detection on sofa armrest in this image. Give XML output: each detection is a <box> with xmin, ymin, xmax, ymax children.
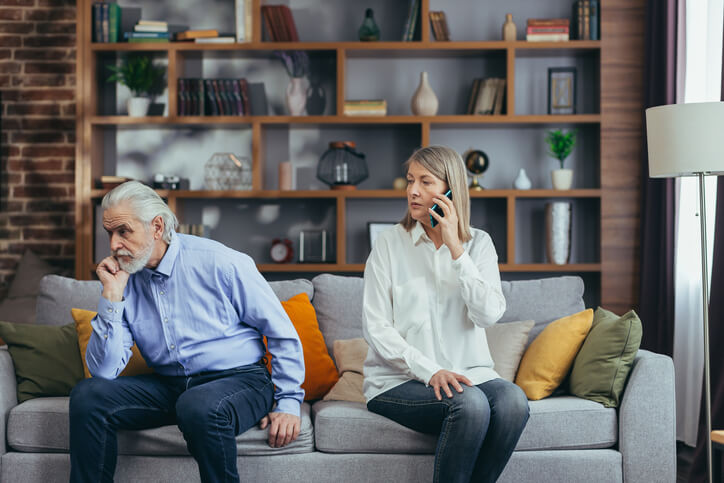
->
<box><xmin>0</xmin><ymin>348</ymin><xmax>18</xmax><ymax>455</ymax></box>
<box><xmin>619</xmin><ymin>349</ymin><xmax>675</xmax><ymax>483</ymax></box>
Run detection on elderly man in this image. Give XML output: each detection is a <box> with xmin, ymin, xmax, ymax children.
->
<box><xmin>69</xmin><ymin>181</ymin><xmax>305</xmax><ymax>483</ymax></box>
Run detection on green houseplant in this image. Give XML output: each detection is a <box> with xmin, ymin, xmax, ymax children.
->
<box><xmin>545</xmin><ymin>129</ymin><xmax>577</xmax><ymax>189</ymax></box>
<box><xmin>106</xmin><ymin>54</ymin><xmax>165</xmax><ymax>116</ymax></box>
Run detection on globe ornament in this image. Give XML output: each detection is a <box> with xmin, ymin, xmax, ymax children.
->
<box><xmin>464</xmin><ymin>149</ymin><xmax>489</xmax><ymax>191</ymax></box>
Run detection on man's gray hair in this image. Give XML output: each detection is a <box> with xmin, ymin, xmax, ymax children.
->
<box><xmin>102</xmin><ymin>181</ymin><xmax>178</xmax><ymax>243</ymax></box>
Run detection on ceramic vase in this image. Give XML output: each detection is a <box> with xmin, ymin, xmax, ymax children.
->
<box><xmin>502</xmin><ymin>13</ymin><xmax>516</xmax><ymax>41</ymax></box>
<box><xmin>545</xmin><ymin>201</ymin><xmax>571</xmax><ymax>265</ymax></box>
<box><xmin>551</xmin><ymin>168</ymin><xmax>573</xmax><ymax>190</ymax></box>
<box><xmin>286</xmin><ymin>77</ymin><xmax>307</xmax><ymax>116</ymax></box>
<box><xmin>127</xmin><ymin>97</ymin><xmax>151</xmax><ymax>117</ymax></box>
<box><xmin>513</xmin><ymin>168</ymin><xmax>532</xmax><ymax>189</ymax></box>
<box><xmin>411</xmin><ymin>72</ymin><xmax>439</xmax><ymax>116</ymax></box>
<box><xmin>358</xmin><ymin>7</ymin><xmax>380</xmax><ymax>41</ymax></box>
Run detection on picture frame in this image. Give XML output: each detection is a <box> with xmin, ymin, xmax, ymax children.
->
<box><xmin>547</xmin><ymin>67</ymin><xmax>577</xmax><ymax>115</ymax></box>
<box><xmin>367</xmin><ymin>222</ymin><xmax>396</xmax><ymax>250</ymax></box>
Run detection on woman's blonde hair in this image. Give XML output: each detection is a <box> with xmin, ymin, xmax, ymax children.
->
<box><xmin>400</xmin><ymin>145</ymin><xmax>472</xmax><ymax>242</ymax></box>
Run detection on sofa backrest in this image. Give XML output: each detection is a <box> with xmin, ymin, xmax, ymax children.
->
<box><xmin>36</xmin><ymin>274</ymin><xmax>313</xmax><ymax>327</ymax></box>
<box><xmin>310</xmin><ymin>274</ymin><xmax>586</xmax><ymax>355</ymax></box>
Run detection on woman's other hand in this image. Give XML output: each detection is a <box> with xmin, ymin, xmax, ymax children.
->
<box><xmin>429</xmin><ymin>369</ymin><xmax>473</xmax><ymax>400</ymax></box>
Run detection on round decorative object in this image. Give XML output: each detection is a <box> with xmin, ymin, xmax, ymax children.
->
<box><xmin>463</xmin><ymin>149</ymin><xmax>489</xmax><ymax>190</ymax></box>
<box><xmin>392</xmin><ymin>177</ymin><xmax>407</xmax><ymax>190</ymax></box>
<box><xmin>204</xmin><ymin>153</ymin><xmax>252</xmax><ymax>190</ymax></box>
<box><xmin>270</xmin><ymin>238</ymin><xmax>294</xmax><ymax>263</ymax></box>
<box><xmin>317</xmin><ymin>141</ymin><xmax>369</xmax><ymax>190</ymax></box>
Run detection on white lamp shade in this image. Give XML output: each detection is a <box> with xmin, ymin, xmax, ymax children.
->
<box><xmin>646</xmin><ymin>102</ymin><xmax>724</xmax><ymax>177</ymax></box>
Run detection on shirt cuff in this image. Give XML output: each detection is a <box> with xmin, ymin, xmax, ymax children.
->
<box><xmin>274</xmin><ymin>397</ymin><xmax>301</xmax><ymax>418</ymax></box>
<box><xmin>451</xmin><ymin>249</ymin><xmax>475</xmax><ymax>272</ymax></box>
<box><xmin>96</xmin><ymin>296</ymin><xmax>124</xmax><ymax>326</ymax></box>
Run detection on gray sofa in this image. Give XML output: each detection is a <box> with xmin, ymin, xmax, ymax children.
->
<box><xmin>0</xmin><ymin>274</ymin><xmax>675</xmax><ymax>482</ymax></box>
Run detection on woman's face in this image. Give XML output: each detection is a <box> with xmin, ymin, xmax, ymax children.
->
<box><xmin>406</xmin><ymin>161</ymin><xmax>449</xmax><ymax>225</ymax></box>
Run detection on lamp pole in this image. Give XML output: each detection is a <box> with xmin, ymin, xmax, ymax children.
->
<box><xmin>698</xmin><ymin>172</ymin><xmax>712</xmax><ymax>483</ymax></box>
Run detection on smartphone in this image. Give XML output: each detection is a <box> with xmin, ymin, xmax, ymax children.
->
<box><xmin>430</xmin><ymin>189</ymin><xmax>452</xmax><ymax>228</ymax></box>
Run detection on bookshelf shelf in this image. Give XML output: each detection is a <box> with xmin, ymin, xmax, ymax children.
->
<box><xmin>77</xmin><ymin>0</ymin><xmax>603</xmax><ymax>285</ymax></box>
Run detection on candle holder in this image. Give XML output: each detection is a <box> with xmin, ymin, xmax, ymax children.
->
<box><xmin>316</xmin><ymin>141</ymin><xmax>368</xmax><ymax>190</ymax></box>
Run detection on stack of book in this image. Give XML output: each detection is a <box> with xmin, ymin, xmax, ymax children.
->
<box><xmin>402</xmin><ymin>0</ymin><xmax>420</xmax><ymax>41</ymax></box>
<box><xmin>429</xmin><ymin>11</ymin><xmax>450</xmax><ymax>41</ymax></box>
<box><xmin>261</xmin><ymin>5</ymin><xmax>299</xmax><ymax>41</ymax></box>
<box><xmin>572</xmin><ymin>0</ymin><xmax>599</xmax><ymax>40</ymax></box>
<box><xmin>466</xmin><ymin>78</ymin><xmax>506</xmax><ymax>115</ymax></box>
<box><xmin>526</xmin><ymin>18</ymin><xmax>570</xmax><ymax>42</ymax></box>
<box><xmin>343</xmin><ymin>100</ymin><xmax>387</xmax><ymax>117</ymax></box>
<box><xmin>176</xmin><ymin>29</ymin><xmax>221</xmax><ymax>41</ymax></box>
<box><xmin>178</xmin><ymin>78</ymin><xmax>251</xmax><ymax>116</ymax></box>
<box><xmin>125</xmin><ymin>20</ymin><xmax>169</xmax><ymax>43</ymax></box>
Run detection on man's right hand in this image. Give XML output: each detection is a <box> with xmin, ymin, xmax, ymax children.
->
<box><xmin>97</xmin><ymin>256</ymin><xmax>129</xmax><ymax>302</ymax></box>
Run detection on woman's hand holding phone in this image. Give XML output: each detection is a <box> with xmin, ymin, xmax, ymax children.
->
<box><xmin>429</xmin><ymin>190</ymin><xmax>464</xmax><ymax>258</ymax></box>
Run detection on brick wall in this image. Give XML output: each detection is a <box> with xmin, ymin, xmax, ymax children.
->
<box><xmin>0</xmin><ymin>0</ymin><xmax>76</xmax><ymax>297</ymax></box>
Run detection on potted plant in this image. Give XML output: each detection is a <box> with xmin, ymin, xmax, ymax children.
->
<box><xmin>106</xmin><ymin>54</ymin><xmax>165</xmax><ymax>117</ymax></box>
<box><xmin>545</xmin><ymin>129</ymin><xmax>577</xmax><ymax>190</ymax></box>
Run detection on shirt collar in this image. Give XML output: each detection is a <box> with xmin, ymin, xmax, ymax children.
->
<box><xmin>141</xmin><ymin>232</ymin><xmax>178</xmax><ymax>281</ymax></box>
<box><xmin>410</xmin><ymin>221</ymin><xmax>429</xmax><ymax>245</ymax></box>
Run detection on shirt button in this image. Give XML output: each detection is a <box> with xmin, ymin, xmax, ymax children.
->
<box><xmin>107</xmin><ymin>308</ymin><xmax>113</xmax><ymax>313</ymax></box>
<box><xmin>170</xmin><ymin>344</ymin><xmax>175</xmax><ymax>349</ymax></box>
<box><xmin>160</xmin><ymin>291</ymin><xmax>165</xmax><ymax>295</ymax></box>
<box><xmin>104</xmin><ymin>334</ymin><xmax>108</xmax><ymax>339</ymax></box>
<box><xmin>163</xmin><ymin>317</ymin><xmax>169</xmax><ymax>323</ymax></box>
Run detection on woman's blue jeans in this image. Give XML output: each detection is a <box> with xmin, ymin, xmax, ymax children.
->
<box><xmin>69</xmin><ymin>361</ymin><xmax>274</xmax><ymax>483</ymax></box>
<box><xmin>367</xmin><ymin>378</ymin><xmax>529</xmax><ymax>483</ymax></box>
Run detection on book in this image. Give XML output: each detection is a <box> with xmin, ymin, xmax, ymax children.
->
<box><xmin>92</xmin><ymin>3</ymin><xmax>102</xmax><ymax>42</ymax></box>
<box><xmin>248</xmin><ymin>82</ymin><xmax>268</xmax><ymax>115</ymax></box>
<box><xmin>492</xmin><ymin>78</ymin><xmax>506</xmax><ymax>115</ymax></box>
<box><xmin>590</xmin><ymin>0</ymin><xmax>599</xmax><ymax>40</ymax></box>
<box><xmin>176</xmin><ymin>29</ymin><xmax>219</xmax><ymax>41</ymax></box>
<box><xmin>526</xmin><ymin>26</ymin><xmax>570</xmax><ymax>34</ymax></box>
<box><xmin>466</xmin><ymin>78</ymin><xmax>482</xmax><ymax>114</ymax></box>
<box><xmin>527</xmin><ymin>18</ymin><xmax>570</xmax><ymax>26</ymax></box>
<box><xmin>108</xmin><ymin>3</ymin><xmax>121</xmax><ymax>43</ymax></box>
<box><xmin>128</xmin><ymin>37</ymin><xmax>170</xmax><ymax>43</ymax></box>
<box><xmin>194</xmin><ymin>37</ymin><xmax>235</xmax><ymax>43</ymax></box>
<box><xmin>526</xmin><ymin>33</ymin><xmax>569</xmax><ymax>42</ymax></box>
<box><xmin>124</xmin><ymin>32</ymin><xmax>170</xmax><ymax>39</ymax></box>
<box><xmin>134</xmin><ymin>24</ymin><xmax>168</xmax><ymax>32</ymax></box>
<box><xmin>138</xmin><ymin>20</ymin><xmax>167</xmax><ymax>27</ymax></box>
<box><xmin>120</xmin><ymin>6</ymin><xmax>142</xmax><ymax>40</ymax></box>
<box><xmin>235</xmin><ymin>0</ymin><xmax>251</xmax><ymax>42</ymax></box>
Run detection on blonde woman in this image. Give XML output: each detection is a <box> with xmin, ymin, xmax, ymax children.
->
<box><xmin>363</xmin><ymin>145</ymin><xmax>529</xmax><ymax>483</ymax></box>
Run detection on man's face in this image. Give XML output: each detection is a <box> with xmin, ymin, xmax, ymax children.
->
<box><xmin>102</xmin><ymin>202</ymin><xmax>155</xmax><ymax>274</ymax></box>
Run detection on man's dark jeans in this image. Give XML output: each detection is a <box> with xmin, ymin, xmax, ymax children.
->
<box><xmin>367</xmin><ymin>378</ymin><xmax>529</xmax><ymax>483</ymax></box>
<box><xmin>69</xmin><ymin>362</ymin><xmax>274</xmax><ymax>483</ymax></box>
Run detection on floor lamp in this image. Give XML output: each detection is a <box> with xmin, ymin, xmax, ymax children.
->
<box><xmin>646</xmin><ymin>101</ymin><xmax>724</xmax><ymax>483</ymax></box>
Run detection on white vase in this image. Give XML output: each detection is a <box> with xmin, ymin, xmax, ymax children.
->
<box><xmin>127</xmin><ymin>97</ymin><xmax>151</xmax><ymax>117</ymax></box>
<box><xmin>411</xmin><ymin>71</ymin><xmax>439</xmax><ymax>116</ymax></box>
<box><xmin>513</xmin><ymin>168</ymin><xmax>532</xmax><ymax>189</ymax></box>
<box><xmin>551</xmin><ymin>168</ymin><xmax>573</xmax><ymax>190</ymax></box>
<box><xmin>545</xmin><ymin>201</ymin><xmax>572</xmax><ymax>265</ymax></box>
<box><xmin>286</xmin><ymin>77</ymin><xmax>307</xmax><ymax>116</ymax></box>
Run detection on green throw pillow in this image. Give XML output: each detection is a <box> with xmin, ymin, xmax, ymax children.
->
<box><xmin>569</xmin><ymin>307</ymin><xmax>642</xmax><ymax>408</ymax></box>
<box><xmin>0</xmin><ymin>321</ymin><xmax>84</xmax><ymax>403</ymax></box>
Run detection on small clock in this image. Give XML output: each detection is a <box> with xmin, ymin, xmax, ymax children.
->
<box><xmin>270</xmin><ymin>238</ymin><xmax>294</xmax><ymax>263</ymax></box>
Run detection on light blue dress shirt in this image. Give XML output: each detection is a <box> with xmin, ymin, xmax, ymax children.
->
<box><xmin>86</xmin><ymin>233</ymin><xmax>305</xmax><ymax>416</ymax></box>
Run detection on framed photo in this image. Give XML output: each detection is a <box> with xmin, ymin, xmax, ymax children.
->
<box><xmin>367</xmin><ymin>222</ymin><xmax>396</xmax><ymax>250</ymax></box>
<box><xmin>547</xmin><ymin>67</ymin><xmax>577</xmax><ymax>115</ymax></box>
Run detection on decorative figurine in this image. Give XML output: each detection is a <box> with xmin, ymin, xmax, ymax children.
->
<box><xmin>359</xmin><ymin>8</ymin><xmax>380</xmax><ymax>41</ymax></box>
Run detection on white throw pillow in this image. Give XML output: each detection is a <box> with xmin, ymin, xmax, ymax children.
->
<box><xmin>485</xmin><ymin>320</ymin><xmax>535</xmax><ymax>381</ymax></box>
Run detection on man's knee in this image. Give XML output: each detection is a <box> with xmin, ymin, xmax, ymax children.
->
<box><xmin>70</xmin><ymin>377</ymin><xmax>114</xmax><ymax>420</ymax></box>
<box><xmin>176</xmin><ymin>392</ymin><xmax>233</xmax><ymax>436</ymax></box>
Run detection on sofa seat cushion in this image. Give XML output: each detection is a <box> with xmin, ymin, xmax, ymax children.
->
<box><xmin>312</xmin><ymin>396</ymin><xmax>616</xmax><ymax>454</ymax></box>
<box><xmin>8</xmin><ymin>397</ymin><xmax>315</xmax><ymax>455</ymax></box>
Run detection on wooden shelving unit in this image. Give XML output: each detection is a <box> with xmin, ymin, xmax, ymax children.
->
<box><xmin>75</xmin><ymin>0</ymin><xmax>602</xmax><ymax>283</ymax></box>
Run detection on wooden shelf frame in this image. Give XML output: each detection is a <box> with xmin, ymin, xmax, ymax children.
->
<box><xmin>76</xmin><ymin>0</ymin><xmax>603</xmax><ymax>280</ymax></box>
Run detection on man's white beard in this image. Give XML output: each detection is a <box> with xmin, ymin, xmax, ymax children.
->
<box><xmin>114</xmin><ymin>236</ymin><xmax>154</xmax><ymax>274</ymax></box>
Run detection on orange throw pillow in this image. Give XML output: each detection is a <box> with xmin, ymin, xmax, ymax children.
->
<box><xmin>71</xmin><ymin>308</ymin><xmax>153</xmax><ymax>378</ymax></box>
<box><xmin>264</xmin><ymin>293</ymin><xmax>339</xmax><ymax>400</ymax></box>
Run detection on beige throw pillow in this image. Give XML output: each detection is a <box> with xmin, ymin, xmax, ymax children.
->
<box><xmin>485</xmin><ymin>320</ymin><xmax>535</xmax><ymax>381</ymax></box>
<box><xmin>323</xmin><ymin>338</ymin><xmax>368</xmax><ymax>403</ymax></box>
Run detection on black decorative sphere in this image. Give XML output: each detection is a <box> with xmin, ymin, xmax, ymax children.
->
<box><xmin>317</xmin><ymin>141</ymin><xmax>368</xmax><ymax>190</ymax></box>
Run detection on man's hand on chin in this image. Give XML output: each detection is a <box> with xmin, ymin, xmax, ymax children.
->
<box><xmin>258</xmin><ymin>412</ymin><xmax>301</xmax><ymax>448</ymax></box>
